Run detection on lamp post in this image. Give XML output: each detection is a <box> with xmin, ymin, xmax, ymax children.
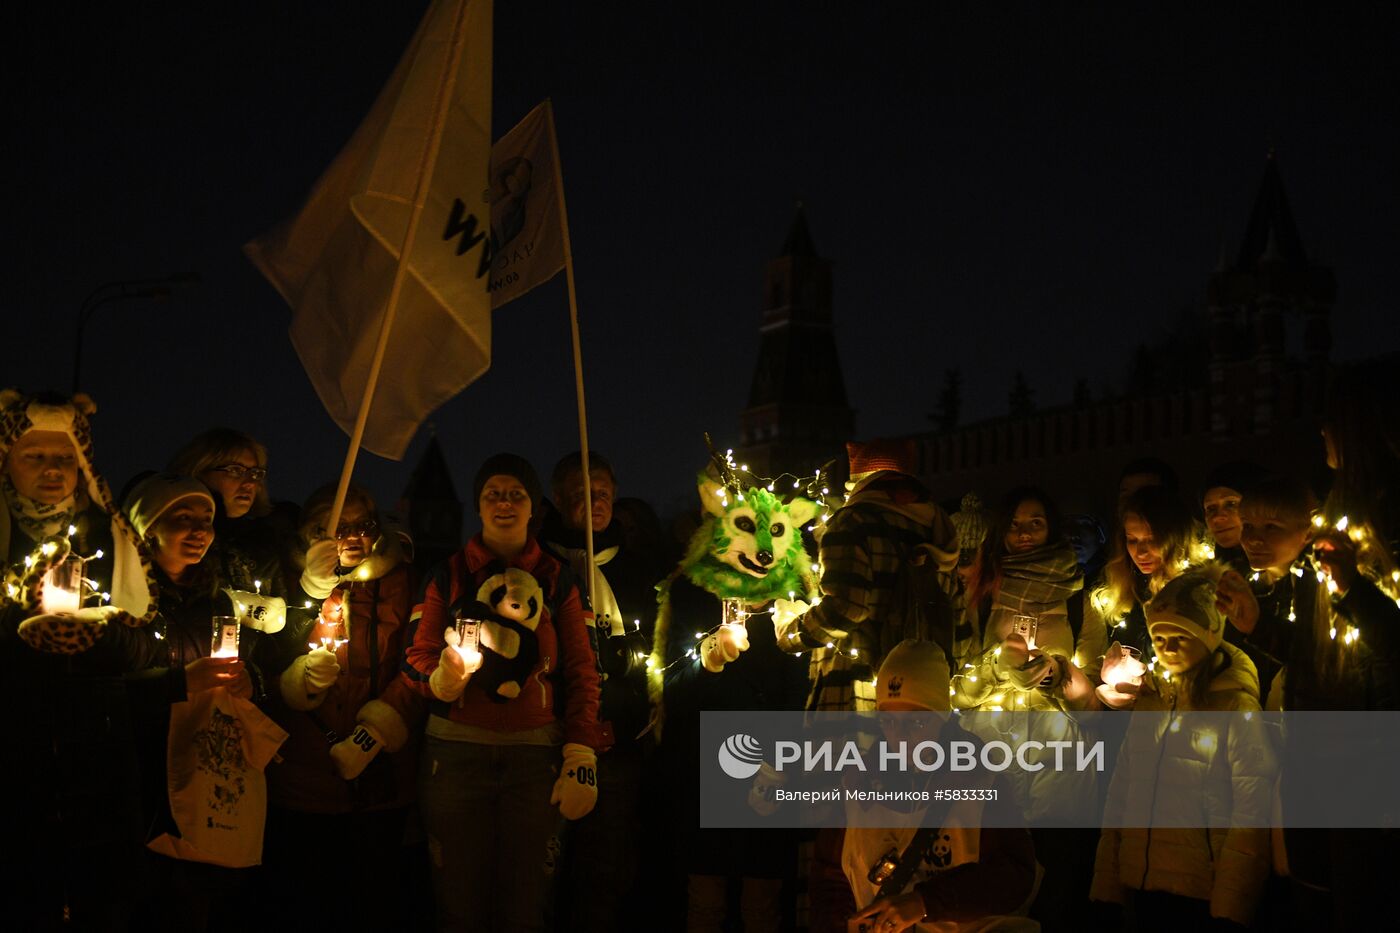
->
<box><xmin>73</xmin><ymin>274</ymin><xmax>200</xmax><ymax>393</ymax></box>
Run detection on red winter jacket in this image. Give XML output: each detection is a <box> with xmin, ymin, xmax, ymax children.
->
<box><xmin>401</xmin><ymin>536</ymin><xmax>606</xmax><ymax>750</ymax></box>
<box><xmin>268</xmin><ymin>559</ymin><xmax>426</xmax><ymax>814</ymax></box>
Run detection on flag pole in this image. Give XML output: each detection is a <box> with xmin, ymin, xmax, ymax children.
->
<box><xmin>325</xmin><ymin>0</ymin><xmax>473</xmax><ymax>538</ymax></box>
<box><xmin>543</xmin><ymin>100</ymin><xmax>599</xmax><ymax>612</ymax></box>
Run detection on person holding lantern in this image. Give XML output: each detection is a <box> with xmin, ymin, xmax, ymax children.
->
<box><xmin>0</xmin><ymin>389</ymin><xmax>158</xmax><ymax>928</ymax></box>
<box><xmin>950</xmin><ymin>486</ymin><xmax>1105</xmax><ymax>930</ymax></box>
<box><xmin>402</xmin><ymin>453</ymin><xmax>605</xmax><ymax>932</ymax></box>
<box><xmin>259</xmin><ymin>481</ymin><xmax>427</xmax><ymax>930</ymax></box>
<box><xmin>121</xmin><ymin>472</ymin><xmax>286</xmax><ymax>930</ymax></box>
<box><xmin>1091</xmin><ymin>566</ymin><xmax>1274</xmax><ymax>932</ymax></box>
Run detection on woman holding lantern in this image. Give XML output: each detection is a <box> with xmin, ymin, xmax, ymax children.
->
<box><xmin>0</xmin><ymin>389</ymin><xmax>157</xmax><ymax>929</ymax></box>
<box><xmin>402</xmin><ymin>453</ymin><xmax>604</xmax><ymax>932</ymax></box>
<box><xmin>950</xmin><ymin>486</ymin><xmax>1106</xmax><ymax>931</ymax></box>
<box><xmin>259</xmin><ymin>481</ymin><xmax>426</xmax><ymax>929</ymax></box>
<box><xmin>121</xmin><ymin>471</ymin><xmax>287</xmax><ymax>931</ymax></box>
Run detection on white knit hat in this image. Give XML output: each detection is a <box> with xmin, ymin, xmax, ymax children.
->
<box><xmin>126</xmin><ymin>473</ymin><xmax>215</xmax><ymax>539</ymax></box>
<box><xmin>876</xmin><ymin>640</ymin><xmax>951</xmax><ymax>711</ymax></box>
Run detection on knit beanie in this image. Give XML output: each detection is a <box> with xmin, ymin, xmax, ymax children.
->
<box><xmin>1145</xmin><ymin>565</ymin><xmax>1227</xmax><ymax>652</ymax></box>
<box><xmin>876</xmin><ymin>640</ymin><xmax>951</xmax><ymax>711</ymax></box>
<box><xmin>126</xmin><ymin>473</ymin><xmax>216</xmax><ymax>539</ymax></box>
<box><xmin>473</xmin><ymin>453</ymin><xmax>542</xmax><ymax>508</ymax></box>
<box><xmin>949</xmin><ymin>492</ymin><xmax>988</xmax><ymax>561</ymax></box>
<box><xmin>846</xmin><ymin>438</ymin><xmax>917</xmax><ymax>482</ymax></box>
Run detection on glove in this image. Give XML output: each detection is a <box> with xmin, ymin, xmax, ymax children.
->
<box><xmin>770</xmin><ymin>597</ymin><xmax>810</xmax><ymax>648</ymax></box>
<box><xmin>700</xmin><ymin>623</ymin><xmax>750</xmax><ymax>673</ymax></box>
<box><xmin>429</xmin><ymin>631</ymin><xmax>475</xmax><ymax>702</ymax></box>
<box><xmin>300</xmin><ymin>539</ymin><xmax>343</xmax><ymax>600</ymax></box>
<box><xmin>550</xmin><ymin>742</ymin><xmax>599</xmax><ymax>820</ymax></box>
<box><xmin>304</xmin><ymin>646</ymin><xmax>341</xmax><ymax>690</ymax></box>
<box><xmin>748</xmin><ymin>762</ymin><xmax>786</xmax><ymax>816</ymax></box>
<box><xmin>330</xmin><ymin>721</ymin><xmax>386</xmax><ymax>781</ymax></box>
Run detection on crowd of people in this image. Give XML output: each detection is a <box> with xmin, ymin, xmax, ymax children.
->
<box><xmin>0</xmin><ymin>359</ymin><xmax>1396</xmax><ymax>932</ymax></box>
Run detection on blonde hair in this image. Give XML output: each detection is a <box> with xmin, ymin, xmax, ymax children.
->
<box><xmin>167</xmin><ymin>428</ymin><xmax>272</xmax><ymax>518</ymax></box>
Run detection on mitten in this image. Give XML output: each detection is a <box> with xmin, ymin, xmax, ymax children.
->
<box><xmin>429</xmin><ymin>632</ymin><xmax>473</xmax><ymax>702</ymax></box>
<box><xmin>304</xmin><ymin>646</ymin><xmax>341</xmax><ymax>689</ymax></box>
<box><xmin>16</xmin><ymin>606</ymin><xmax>119</xmax><ymax>655</ymax></box>
<box><xmin>700</xmin><ymin>623</ymin><xmax>750</xmax><ymax>673</ymax></box>
<box><xmin>330</xmin><ymin>722</ymin><xmax>386</xmax><ymax>781</ymax></box>
<box><xmin>330</xmin><ymin>697</ymin><xmax>411</xmax><ymax>779</ymax></box>
<box><xmin>300</xmin><ymin>539</ymin><xmax>343</xmax><ymax>599</ymax></box>
<box><xmin>550</xmin><ymin>743</ymin><xmax>598</xmax><ymax>820</ymax></box>
<box><xmin>280</xmin><ymin>648</ymin><xmax>339</xmax><ymax>710</ymax></box>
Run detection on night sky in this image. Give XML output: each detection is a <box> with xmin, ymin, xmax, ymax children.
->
<box><xmin>5</xmin><ymin>2</ymin><xmax>1397</xmax><ymax>522</ymax></box>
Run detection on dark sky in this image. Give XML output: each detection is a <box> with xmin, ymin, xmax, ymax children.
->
<box><xmin>5</xmin><ymin>2</ymin><xmax>1397</xmax><ymax>521</ymax></box>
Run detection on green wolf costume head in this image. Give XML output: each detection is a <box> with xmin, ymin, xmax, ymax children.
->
<box><xmin>648</xmin><ymin>474</ymin><xmax>821</xmax><ymax>702</ymax></box>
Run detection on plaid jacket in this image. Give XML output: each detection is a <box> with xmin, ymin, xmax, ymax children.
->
<box><xmin>785</xmin><ymin>478</ymin><xmax>956</xmax><ymax>711</ymax></box>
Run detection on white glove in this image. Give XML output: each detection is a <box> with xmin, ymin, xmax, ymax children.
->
<box><xmin>701</xmin><ymin>623</ymin><xmax>750</xmax><ymax>673</ymax></box>
<box><xmin>329</xmin><ymin>722</ymin><xmax>385</xmax><ymax>780</ymax></box>
<box><xmin>304</xmin><ymin>646</ymin><xmax>341</xmax><ymax>690</ymax></box>
<box><xmin>550</xmin><ymin>743</ymin><xmax>599</xmax><ymax>820</ymax></box>
<box><xmin>771</xmin><ymin>598</ymin><xmax>810</xmax><ymax>646</ymax></box>
<box><xmin>429</xmin><ymin>629</ymin><xmax>479</xmax><ymax>701</ymax></box>
<box><xmin>300</xmin><ymin>539</ymin><xmax>342</xmax><ymax>600</ymax></box>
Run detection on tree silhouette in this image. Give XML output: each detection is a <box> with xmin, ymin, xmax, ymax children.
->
<box><xmin>1008</xmin><ymin>370</ymin><xmax>1035</xmax><ymax>417</ymax></box>
<box><xmin>928</xmin><ymin>369</ymin><xmax>962</xmax><ymax>432</ymax></box>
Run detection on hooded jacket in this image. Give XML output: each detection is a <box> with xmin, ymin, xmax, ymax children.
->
<box><xmin>1091</xmin><ymin>641</ymin><xmax>1275</xmax><ymax>926</ymax></box>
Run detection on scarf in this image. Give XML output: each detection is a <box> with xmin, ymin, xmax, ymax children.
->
<box><xmin>2</xmin><ymin>473</ymin><xmax>76</xmax><ymax>545</ymax></box>
<box><xmin>992</xmin><ymin>540</ymin><xmax>1083</xmax><ymax>618</ymax></box>
<box><xmin>541</xmin><ymin>516</ymin><xmax>628</xmax><ymax>636</ymax></box>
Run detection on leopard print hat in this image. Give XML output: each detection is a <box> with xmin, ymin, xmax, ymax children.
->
<box><xmin>0</xmin><ymin>389</ymin><xmax>158</xmax><ymax>624</ymax></box>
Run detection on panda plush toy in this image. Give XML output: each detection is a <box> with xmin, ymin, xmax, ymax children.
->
<box><xmin>467</xmin><ymin>568</ymin><xmax>544</xmax><ymax>701</ymax></box>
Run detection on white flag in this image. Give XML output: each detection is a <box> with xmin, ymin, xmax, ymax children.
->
<box><xmin>487</xmin><ymin>102</ymin><xmax>566</xmax><ymax>308</ymax></box>
<box><xmin>245</xmin><ymin>0</ymin><xmax>493</xmax><ymax>460</ymax></box>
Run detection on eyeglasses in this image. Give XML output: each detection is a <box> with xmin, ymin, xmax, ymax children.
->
<box><xmin>209</xmin><ymin>464</ymin><xmax>267</xmax><ymax>482</ymax></box>
<box><xmin>334</xmin><ymin>521</ymin><xmax>378</xmax><ymax>540</ymax></box>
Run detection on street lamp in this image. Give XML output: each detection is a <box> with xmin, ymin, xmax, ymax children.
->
<box><xmin>72</xmin><ymin>274</ymin><xmax>200</xmax><ymax>393</ymax></box>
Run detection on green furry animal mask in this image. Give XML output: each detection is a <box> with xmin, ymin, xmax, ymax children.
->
<box><xmin>678</xmin><ymin>474</ymin><xmax>820</xmax><ymax>604</ymax></box>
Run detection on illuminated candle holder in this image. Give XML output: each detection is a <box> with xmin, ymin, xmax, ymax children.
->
<box><xmin>1011</xmin><ymin>614</ymin><xmax>1039</xmax><ymax>650</ymax></box>
<box><xmin>211</xmin><ymin>615</ymin><xmax>240</xmax><ymax>658</ymax></box>
<box><xmin>453</xmin><ymin>613</ymin><xmax>483</xmax><ymax>666</ymax></box>
<box><xmin>41</xmin><ymin>555</ymin><xmax>85</xmax><ymax>615</ymax></box>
